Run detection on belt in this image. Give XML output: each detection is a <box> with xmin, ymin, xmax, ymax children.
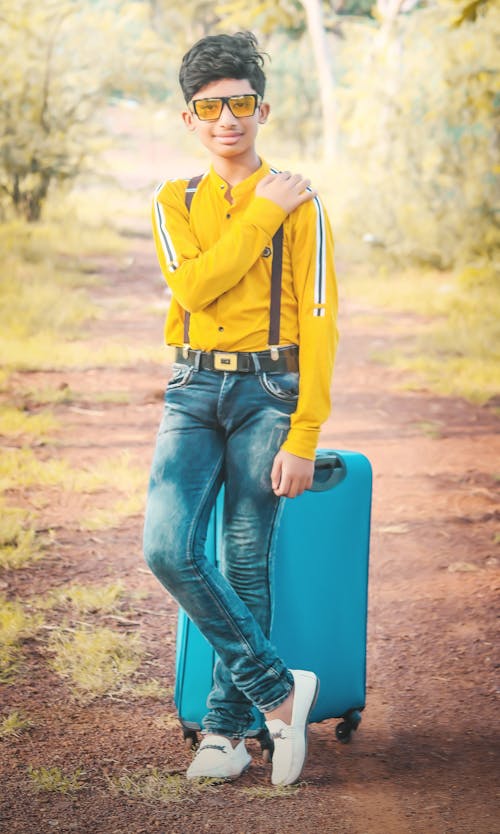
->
<box><xmin>173</xmin><ymin>346</ymin><xmax>299</xmax><ymax>373</ymax></box>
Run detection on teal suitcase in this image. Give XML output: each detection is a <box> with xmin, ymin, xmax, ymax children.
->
<box><xmin>174</xmin><ymin>449</ymin><xmax>372</xmax><ymax>752</ymax></box>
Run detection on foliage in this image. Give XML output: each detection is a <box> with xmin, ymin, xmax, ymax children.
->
<box><xmin>336</xmin><ymin>2</ymin><xmax>499</xmax><ymax>267</ymax></box>
<box><xmin>215</xmin><ymin>0</ymin><xmax>304</xmax><ymax>37</ymax></box>
<box><xmin>150</xmin><ymin>0</ymin><xmax>223</xmax><ymax>45</ymax></box>
<box><xmin>0</xmin><ymin>0</ymin><xmax>167</xmax><ymax>220</ymax></box>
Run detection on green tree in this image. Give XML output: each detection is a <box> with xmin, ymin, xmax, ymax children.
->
<box><xmin>215</xmin><ymin>0</ymin><xmax>377</xmax><ymax>158</ymax></box>
<box><xmin>338</xmin><ymin>0</ymin><xmax>499</xmax><ymax>266</ymax></box>
<box><xmin>0</xmin><ymin>0</ymin><xmax>167</xmax><ymax>221</ymax></box>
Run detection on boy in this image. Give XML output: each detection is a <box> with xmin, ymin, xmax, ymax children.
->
<box><xmin>144</xmin><ymin>31</ymin><xmax>338</xmax><ymax>785</ymax></box>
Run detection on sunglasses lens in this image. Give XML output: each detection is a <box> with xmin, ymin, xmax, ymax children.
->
<box><xmin>194</xmin><ymin>98</ymin><xmax>223</xmax><ymax>120</ymax></box>
<box><xmin>192</xmin><ymin>94</ymin><xmax>258</xmax><ymax>120</ymax></box>
<box><xmin>228</xmin><ymin>95</ymin><xmax>257</xmax><ymax>117</ymax></box>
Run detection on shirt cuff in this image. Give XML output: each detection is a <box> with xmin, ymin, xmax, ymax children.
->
<box><xmin>244</xmin><ymin>197</ymin><xmax>287</xmax><ymax>238</ymax></box>
<box><xmin>281</xmin><ymin>427</ymin><xmax>320</xmax><ymax>461</ymax></box>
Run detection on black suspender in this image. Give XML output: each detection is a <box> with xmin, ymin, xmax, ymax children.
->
<box><xmin>183</xmin><ymin>174</ymin><xmax>284</xmax><ymax>356</ymax></box>
<box><xmin>182</xmin><ymin>175</ymin><xmax>203</xmax><ymax>347</ymax></box>
<box><xmin>268</xmin><ymin>225</ymin><xmax>283</xmax><ymax>352</ymax></box>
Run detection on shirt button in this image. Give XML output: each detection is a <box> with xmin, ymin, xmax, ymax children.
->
<box><xmin>226</xmin><ymin>213</ymin><xmax>231</xmax><ymax>219</ymax></box>
<box><xmin>218</xmin><ymin>326</ymin><xmax>224</xmax><ymax>332</ymax></box>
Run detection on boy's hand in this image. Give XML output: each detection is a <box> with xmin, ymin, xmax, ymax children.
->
<box><xmin>256</xmin><ymin>171</ymin><xmax>316</xmax><ymax>214</ymax></box>
<box><xmin>271</xmin><ymin>450</ymin><xmax>315</xmax><ymax>499</ymax></box>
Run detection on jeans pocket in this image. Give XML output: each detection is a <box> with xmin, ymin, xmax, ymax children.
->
<box><xmin>166</xmin><ymin>363</ymin><xmax>194</xmax><ymax>392</ymax></box>
<box><xmin>259</xmin><ymin>371</ymin><xmax>299</xmax><ymax>402</ymax></box>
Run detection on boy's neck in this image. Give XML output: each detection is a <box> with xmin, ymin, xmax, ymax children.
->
<box><xmin>211</xmin><ymin>149</ymin><xmax>262</xmax><ymax>188</ymax></box>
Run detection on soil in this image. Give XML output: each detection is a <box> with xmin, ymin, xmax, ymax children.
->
<box><xmin>1</xmin><ymin>129</ymin><xmax>499</xmax><ymax>834</ymax></box>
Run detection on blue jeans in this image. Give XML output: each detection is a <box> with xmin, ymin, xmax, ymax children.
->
<box><xmin>143</xmin><ymin>361</ymin><xmax>298</xmax><ymax>738</ymax></box>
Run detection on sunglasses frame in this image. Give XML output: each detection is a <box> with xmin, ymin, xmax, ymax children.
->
<box><xmin>190</xmin><ymin>93</ymin><xmax>261</xmax><ymax>121</ymax></box>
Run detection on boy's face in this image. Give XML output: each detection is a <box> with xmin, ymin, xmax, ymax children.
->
<box><xmin>182</xmin><ymin>78</ymin><xmax>270</xmax><ymax>161</ymax></box>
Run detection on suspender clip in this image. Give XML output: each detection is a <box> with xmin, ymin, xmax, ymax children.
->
<box><xmin>182</xmin><ymin>344</ymin><xmax>190</xmax><ymax>359</ymax></box>
<box><xmin>269</xmin><ymin>346</ymin><xmax>280</xmax><ymax>361</ymax></box>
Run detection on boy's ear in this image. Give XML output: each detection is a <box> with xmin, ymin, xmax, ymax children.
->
<box><xmin>182</xmin><ymin>108</ymin><xmax>197</xmax><ymax>132</ymax></box>
<box><xmin>258</xmin><ymin>101</ymin><xmax>270</xmax><ymax>125</ymax></box>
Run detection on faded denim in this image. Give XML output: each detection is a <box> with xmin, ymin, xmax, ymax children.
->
<box><xmin>143</xmin><ymin>363</ymin><xmax>298</xmax><ymax>737</ymax></box>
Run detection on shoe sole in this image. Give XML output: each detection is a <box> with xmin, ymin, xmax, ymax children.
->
<box><xmin>187</xmin><ymin>759</ymin><xmax>251</xmax><ymax>782</ymax></box>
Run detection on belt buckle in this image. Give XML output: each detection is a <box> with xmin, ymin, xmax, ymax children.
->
<box><xmin>213</xmin><ymin>351</ymin><xmax>238</xmax><ymax>372</ymax></box>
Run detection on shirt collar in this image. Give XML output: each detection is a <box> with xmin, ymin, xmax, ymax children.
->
<box><xmin>208</xmin><ymin>159</ymin><xmax>271</xmax><ymax>198</ymax></box>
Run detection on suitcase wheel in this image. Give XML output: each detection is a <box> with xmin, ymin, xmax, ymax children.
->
<box><xmin>335</xmin><ymin>710</ymin><xmax>362</xmax><ymax>744</ymax></box>
<box><xmin>183</xmin><ymin>728</ymin><xmax>199</xmax><ymax>750</ymax></box>
<box><xmin>256</xmin><ymin>727</ymin><xmax>274</xmax><ymax>763</ymax></box>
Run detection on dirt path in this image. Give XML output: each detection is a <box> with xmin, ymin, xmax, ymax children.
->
<box><xmin>1</xmin><ymin>143</ymin><xmax>499</xmax><ymax>833</ymax></box>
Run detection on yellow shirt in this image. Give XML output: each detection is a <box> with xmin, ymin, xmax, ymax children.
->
<box><xmin>152</xmin><ymin>159</ymin><xmax>338</xmax><ymax>460</ymax></box>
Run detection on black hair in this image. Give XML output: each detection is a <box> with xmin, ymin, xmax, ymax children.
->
<box><xmin>179</xmin><ymin>32</ymin><xmax>267</xmax><ymax>103</ymax></box>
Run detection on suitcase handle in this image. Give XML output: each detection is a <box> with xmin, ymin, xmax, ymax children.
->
<box><xmin>309</xmin><ymin>452</ymin><xmax>346</xmax><ymax>492</ymax></box>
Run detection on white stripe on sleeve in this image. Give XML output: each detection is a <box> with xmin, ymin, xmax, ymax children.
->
<box><xmin>313</xmin><ymin>196</ymin><xmax>326</xmax><ymax>306</ymax></box>
<box><xmin>153</xmin><ymin>182</ymin><xmax>178</xmax><ymax>272</ymax></box>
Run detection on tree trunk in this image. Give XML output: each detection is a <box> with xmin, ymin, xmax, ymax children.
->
<box><xmin>300</xmin><ymin>0</ymin><xmax>337</xmax><ymax>161</ymax></box>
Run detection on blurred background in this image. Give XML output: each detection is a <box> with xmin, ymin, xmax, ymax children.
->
<box><xmin>0</xmin><ymin>0</ymin><xmax>498</xmax><ymax>403</ymax></box>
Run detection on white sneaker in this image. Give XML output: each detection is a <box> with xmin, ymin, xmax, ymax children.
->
<box><xmin>186</xmin><ymin>734</ymin><xmax>251</xmax><ymax>781</ymax></box>
<box><xmin>265</xmin><ymin>669</ymin><xmax>319</xmax><ymax>786</ymax></box>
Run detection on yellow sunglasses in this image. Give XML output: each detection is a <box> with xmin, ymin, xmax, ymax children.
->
<box><xmin>190</xmin><ymin>94</ymin><xmax>260</xmax><ymax>121</ymax></box>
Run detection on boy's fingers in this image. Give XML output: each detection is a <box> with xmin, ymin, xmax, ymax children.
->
<box><xmin>258</xmin><ymin>173</ymin><xmax>276</xmax><ymax>187</ymax></box>
<box><xmin>274</xmin><ymin>473</ymin><xmax>291</xmax><ymax>497</ymax></box>
<box><xmin>270</xmin><ymin>455</ymin><xmax>282</xmax><ymax>490</ymax></box>
<box><xmin>297</xmin><ymin>188</ymin><xmax>317</xmax><ymax>204</ymax></box>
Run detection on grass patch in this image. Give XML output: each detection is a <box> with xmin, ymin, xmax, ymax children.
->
<box><xmin>45</xmin><ymin>582</ymin><xmax>127</xmax><ymax>614</ymax></box>
<box><xmin>79</xmin><ymin>493</ymin><xmax>145</xmax><ymax>531</ymax></box>
<box><xmin>27</xmin><ymin>765</ymin><xmax>85</xmax><ymax>793</ymax></box>
<box><xmin>343</xmin><ymin>262</ymin><xmax>499</xmax><ymax>404</ymax></box>
<box><xmin>0</xmin><ymin>710</ymin><xmax>34</xmax><ymax>739</ymax></box>
<box><xmin>410</xmin><ymin>420</ymin><xmax>443</xmax><ymax>439</ymax></box>
<box><xmin>0</xmin><ymin>405</ymin><xmax>59</xmax><ymax>440</ymax></box>
<box><xmin>1</xmin><ymin>255</ymin><xmax>98</xmax><ymax>343</ymax></box>
<box><xmin>0</xmin><ymin>206</ymin><xmax>161</xmax><ymax>375</ymax></box>
<box><xmin>15</xmin><ymin>385</ymin><xmax>80</xmax><ymax>407</ymax></box>
<box><xmin>109</xmin><ymin>768</ymin><xmax>218</xmax><ymax>804</ymax></box>
<box><xmin>0</xmin><ymin>448</ymin><xmax>70</xmax><ymax>491</ymax></box>
<box><xmin>0</xmin><ymin>370</ymin><xmax>10</xmax><ymax>391</ymax></box>
<box><xmin>0</xmin><ymin>503</ymin><xmax>45</xmax><ymax>570</ymax></box>
<box><xmin>0</xmin><ymin>597</ymin><xmax>44</xmax><ymax>682</ymax></box>
<box><xmin>16</xmin><ymin>385</ymin><xmax>131</xmax><ymax>407</ymax></box>
<box><xmin>0</xmin><ymin>448</ymin><xmax>146</xmax><ymax>494</ymax></box>
<box><xmin>125</xmin><ymin>679</ymin><xmax>170</xmax><ymax>700</ymax></box>
<box><xmin>153</xmin><ymin>713</ymin><xmax>181</xmax><ymax>731</ymax></box>
<box><xmin>1</xmin><ymin>336</ymin><xmax>164</xmax><ymax>374</ymax></box>
<box><xmin>0</xmin><ymin>447</ymin><xmax>146</xmax><ymax>533</ymax></box>
<box><xmin>396</xmin><ymin>355</ymin><xmax>499</xmax><ymax>404</ymax></box>
<box><xmin>48</xmin><ymin>625</ymin><xmax>144</xmax><ymax>702</ymax></box>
